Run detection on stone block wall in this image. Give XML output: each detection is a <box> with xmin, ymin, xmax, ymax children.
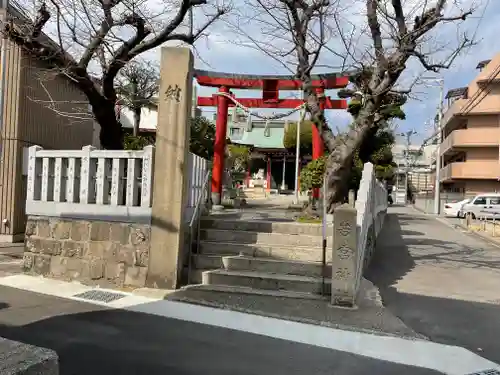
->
<box><xmin>23</xmin><ymin>216</ymin><xmax>150</xmax><ymax>289</ymax></box>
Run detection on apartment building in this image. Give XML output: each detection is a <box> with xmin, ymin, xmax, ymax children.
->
<box><xmin>392</xmin><ymin>143</ymin><xmax>437</xmax><ymax>192</ymax></box>
<box><xmin>439</xmin><ymin>53</ymin><xmax>500</xmax><ymax>196</ymax></box>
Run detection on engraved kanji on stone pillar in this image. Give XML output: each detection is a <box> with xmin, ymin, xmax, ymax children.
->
<box><xmin>331</xmin><ymin>204</ymin><xmax>357</xmax><ymax>307</ymax></box>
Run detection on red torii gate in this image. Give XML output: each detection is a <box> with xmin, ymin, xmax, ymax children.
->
<box><xmin>194</xmin><ymin>70</ymin><xmax>349</xmax><ymax>206</ymax></box>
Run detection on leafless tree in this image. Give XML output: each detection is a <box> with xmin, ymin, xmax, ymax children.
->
<box><xmin>233</xmin><ymin>0</ymin><xmax>477</xmax><ymax>212</ymax></box>
<box><xmin>116</xmin><ymin>61</ymin><xmax>159</xmax><ymax>136</ymax></box>
<box><xmin>4</xmin><ymin>0</ymin><xmax>228</xmax><ymax>149</ymax></box>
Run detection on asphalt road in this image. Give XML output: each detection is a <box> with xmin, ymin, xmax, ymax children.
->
<box><xmin>0</xmin><ymin>285</ymin><xmax>445</xmax><ymax>375</ymax></box>
<box><xmin>367</xmin><ymin>206</ymin><xmax>500</xmax><ymax>365</ymax></box>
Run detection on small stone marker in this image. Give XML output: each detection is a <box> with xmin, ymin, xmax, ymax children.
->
<box><xmin>331</xmin><ymin>203</ymin><xmax>357</xmax><ymax>307</ymax></box>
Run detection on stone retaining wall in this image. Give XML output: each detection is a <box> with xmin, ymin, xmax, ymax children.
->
<box><xmin>23</xmin><ymin>216</ymin><xmax>150</xmax><ymax>288</ymax></box>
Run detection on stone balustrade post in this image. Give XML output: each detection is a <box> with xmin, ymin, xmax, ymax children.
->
<box><xmin>331</xmin><ymin>203</ymin><xmax>358</xmax><ymax>307</ymax></box>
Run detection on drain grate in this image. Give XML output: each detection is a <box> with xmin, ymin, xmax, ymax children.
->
<box><xmin>73</xmin><ymin>290</ymin><xmax>127</xmax><ymax>303</ymax></box>
<box><xmin>467</xmin><ymin>370</ymin><xmax>500</xmax><ymax>375</ymax></box>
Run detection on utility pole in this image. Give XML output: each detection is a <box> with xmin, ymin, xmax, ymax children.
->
<box><xmin>398</xmin><ymin>130</ymin><xmax>417</xmax><ymax>204</ymax></box>
<box><xmin>0</xmin><ymin>0</ymin><xmax>9</xmax><ymax>156</ymax></box>
<box><xmin>433</xmin><ymin>79</ymin><xmax>445</xmax><ymax>215</ymax></box>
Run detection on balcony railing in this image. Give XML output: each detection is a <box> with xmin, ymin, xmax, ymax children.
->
<box><xmin>440</xmin><ymin>128</ymin><xmax>500</xmax><ymax>155</ymax></box>
<box><xmin>440</xmin><ymin>161</ymin><xmax>500</xmax><ymax>182</ymax></box>
<box><xmin>442</xmin><ymin>98</ymin><xmax>468</xmax><ymax>127</ymax></box>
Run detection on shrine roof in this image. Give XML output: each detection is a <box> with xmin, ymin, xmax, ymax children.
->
<box><xmin>232</xmin><ymin>127</ymin><xmax>285</xmax><ymax>149</ymax></box>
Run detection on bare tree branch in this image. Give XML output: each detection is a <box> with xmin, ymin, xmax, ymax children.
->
<box><xmin>237</xmin><ymin>0</ymin><xmax>477</xmax><ymax>210</ymax></box>
<box><xmin>4</xmin><ymin>0</ymin><xmax>228</xmax><ymax>149</ymax></box>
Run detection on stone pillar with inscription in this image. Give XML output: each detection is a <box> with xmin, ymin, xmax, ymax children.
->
<box><xmin>146</xmin><ymin>47</ymin><xmax>193</xmax><ymax>289</ymax></box>
<box><xmin>331</xmin><ymin>204</ymin><xmax>358</xmax><ymax>307</ymax></box>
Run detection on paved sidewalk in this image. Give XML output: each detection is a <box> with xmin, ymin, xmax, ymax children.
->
<box><xmin>0</xmin><ymin>244</ymin><xmax>23</xmax><ymax>277</ymax></box>
<box><xmin>367</xmin><ymin>206</ymin><xmax>500</xmax><ymax>364</ymax></box>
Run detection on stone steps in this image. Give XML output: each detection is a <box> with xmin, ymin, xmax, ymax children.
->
<box><xmin>200</xmin><ymin>218</ymin><xmax>326</xmax><ymax>236</ymax></box>
<box><xmin>240</xmin><ymin>188</ymin><xmax>268</xmax><ymax>199</ymax></box>
<box><xmin>202</xmin><ymin>269</ymin><xmax>331</xmax><ymax>295</ymax></box>
<box><xmin>200</xmin><ymin>229</ymin><xmax>324</xmax><ymax>247</ymax></box>
<box><xmin>184</xmin><ymin>268</ymin><xmax>203</xmax><ymax>284</ymax></box>
<box><xmin>181</xmin><ymin>284</ymin><xmax>327</xmax><ymax>300</ymax></box>
<box><xmin>198</xmin><ymin>241</ymin><xmax>331</xmax><ymax>262</ymax></box>
<box><xmin>222</xmin><ymin>255</ymin><xmax>331</xmax><ymax>278</ymax></box>
<box><xmin>192</xmin><ymin>254</ymin><xmax>224</xmax><ymax>269</ymax></box>
<box><xmin>189</xmin><ymin>214</ymin><xmax>332</xmax><ymax>298</ymax></box>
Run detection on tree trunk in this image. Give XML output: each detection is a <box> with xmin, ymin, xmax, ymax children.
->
<box><xmin>90</xmin><ymin>96</ymin><xmax>124</xmax><ymax>150</ymax></box>
<box><xmin>133</xmin><ymin>106</ymin><xmax>141</xmax><ymax>137</ymax></box>
<box><xmin>322</xmin><ymin>102</ymin><xmax>377</xmax><ymax>213</ymax></box>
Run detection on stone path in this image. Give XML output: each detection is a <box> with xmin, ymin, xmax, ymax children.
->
<box><xmin>367</xmin><ymin>206</ymin><xmax>500</xmax><ymax>365</ymax></box>
<box><xmin>213</xmin><ymin>195</ymin><xmax>302</xmax><ymax>222</ymax></box>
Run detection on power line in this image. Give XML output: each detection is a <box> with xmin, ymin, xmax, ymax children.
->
<box><xmin>461</xmin><ymin>64</ymin><xmax>500</xmax><ymax>115</ymax></box>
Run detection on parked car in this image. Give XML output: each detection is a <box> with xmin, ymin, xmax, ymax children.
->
<box><xmin>461</xmin><ymin>194</ymin><xmax>500</xmax><ymax>219</ymax></box>
<box><xmin>444</xmin><ymin>199</ymin><xmax>470</xmax><ymax>218</ymax></box>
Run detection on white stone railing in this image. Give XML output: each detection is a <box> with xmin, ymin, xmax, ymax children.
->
<box><xmin>331</xmin><ymin>162</ymin><xmax>388</xmax><ymax>307</ymax></box>
<box><xmin>26</xmin><ymin>145</ymin><xmax>155</xmax><ymax>223</ymax></box>
<box><xmin>184</xmin><ymin>153</ymin><xmax>209</xmax><ymax>221</ymax></box>
<box><xmin>354</xmin><ymin>162</ymin><xmax>388</xmax><ymax>291</ymax></box>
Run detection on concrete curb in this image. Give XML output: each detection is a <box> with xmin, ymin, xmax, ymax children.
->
<box><xmin>167</xmin><ymin>295</ymin><xmax>428</xmax><ymax>342</ymax></box>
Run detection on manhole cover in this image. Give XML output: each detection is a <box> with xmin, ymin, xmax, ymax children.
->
<box><xmin>73</xmin><ymin>290</ymin><xmax>127</xmax><ymax>303</ymax></box>
<box><xmin>466</xmin><ymin>370</ymin><xmax>500</xmax><ymax>375</ymax></box>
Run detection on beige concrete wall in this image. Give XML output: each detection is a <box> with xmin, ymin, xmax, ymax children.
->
<box><xmin>465</xmin><ymin>147</ymin><xmax>498</xmax><ymax>161</ymax></box>
<box><xmin>441</xmin><ymin>128</ymin><xmax>500</xmax><ymax>155</ymax></box>
<box><xmin>465</xmin><ymin>180</ymin><xmax>500</xmax><ymax>195</ymax></box>
<box><xmin>467</xmin><ymin>115</ymin><xmax>499</xmax><ymax>128</ymax></box>
<box><xmin>0</xmin><ymin>44</ymin><xmax>93</xmax><ymax>242</ymax></box>
<box><xmin>441</xmin><ymin>161</ymin><xmax>500</xmax><ymax>181</ymax></box>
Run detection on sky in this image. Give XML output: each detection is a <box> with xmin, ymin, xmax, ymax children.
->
<box><xmin>184</xmin><ymin>0</ymin><xmax>498</xmax><ymax>146</ymax></box>
<box><xmin>16</xmin><ymin>0</ymin><xmax>497</xmax><ymax>147</ymax></box>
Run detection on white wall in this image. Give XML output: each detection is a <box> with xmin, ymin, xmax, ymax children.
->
<box><xmin>119</xmin><ymin>106</ymin><xmax>158</xmax><ymax>131</ymax></box>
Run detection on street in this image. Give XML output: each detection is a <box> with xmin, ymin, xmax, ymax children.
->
<box><xmin>0</xmin><ymin>285</ymin><xmax>445</xmax><ymax>375</ymax></box>
<box><xmin>367</xmin><ymin>206</ymin><xmax>500</xmax><ymax>364</ymax></box>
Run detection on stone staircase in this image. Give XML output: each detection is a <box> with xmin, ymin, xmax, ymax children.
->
<box><xmin>189</xmin><ymin>216</ymin><xmax>332</xmax><ymax>299</ymax></box>
<box><xmin>240</xmin><ymin>187</ymin><xmax>268</xmax><ymax>199</ymax></box>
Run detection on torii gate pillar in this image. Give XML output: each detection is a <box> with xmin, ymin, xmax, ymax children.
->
<box><xmin>211</xmin><ymin>86</ymin><xmax>230</xmax><ymax>206</ymax></box>
<box><xmin>312</xmin><ymin>87</ymin><xmax>325</xmax><ymax>200</ymax></box>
